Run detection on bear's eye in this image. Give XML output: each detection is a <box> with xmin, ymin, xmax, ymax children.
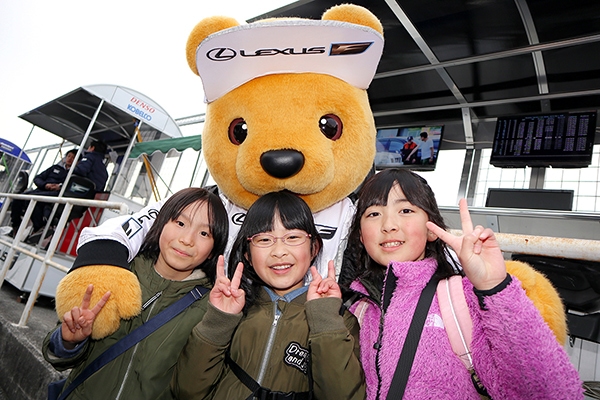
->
<box><xmin>228</xmin><ymin>118</ymin><xmax>248</xmax><ymax>145</ymax></box>
<box><xmin>319</xmin><ymin>114</ymin><xmax>342</xmax><ymax>141</ymax></box>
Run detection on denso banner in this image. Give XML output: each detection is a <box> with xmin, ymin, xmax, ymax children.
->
<box><xmin>111</xmin><ymin>86</ymin><xmax>169</xmax><ymax>130</ymax></box>
<box><xmin>194</xmin><ymin>19</ymin><xmax>384</xmax><ymax>103</ymax></box>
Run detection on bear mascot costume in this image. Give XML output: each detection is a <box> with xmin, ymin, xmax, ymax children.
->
<box><xmin>53</xmin><ymin>3</ymin><xmax>567</xmax><ymax>348</ymax></box>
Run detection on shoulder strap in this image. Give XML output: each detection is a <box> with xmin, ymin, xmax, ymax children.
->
<box><xmin>437</xmin><ymin>276</ymin><xmax>473</xmax><ymax>369</ymax></box>
<box><xmin>225</xmin><ymin>348</ymin><xmax>312</xmax><ymax>400</ymax></box>
<box><xmin>385</xmin><ymin>275</ymin><xmax>439</xmax><ymax>400</ymax></box>
<box><xmin>57</xmin><ymin>285</ymin><xmax>209</xmax><ymax>400</ymax></box>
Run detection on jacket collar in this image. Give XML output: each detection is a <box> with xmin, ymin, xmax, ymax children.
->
<box><xmin>350</xmin><ymin>258</ymin><xmax>438</xmax><ymax>303</ymax></box>
<box><xmin>386</xmin><ymin>258</ymin><xmax>438</xmax><ymax>290</ymax></box>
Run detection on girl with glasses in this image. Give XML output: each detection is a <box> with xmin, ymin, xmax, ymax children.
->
<box><xmin>172</xmin><ymin>190</ymin><xmax>365</xmax><ymax>400</ymax></box>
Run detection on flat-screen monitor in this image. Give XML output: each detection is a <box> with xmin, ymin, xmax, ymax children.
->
<box><xmin>490</xmin><ymin>111</ymin><xmax>597</xmax><ymax>168</ymax></box>
<box><xmin>485</xmin><ymin>188</ymin><xmax>574</xmax><ymax>211</ymax></box>
<box><xmin>374</xmin><ymin>125</ymin><xmax>444</xmax><ymax>171</ymax></box>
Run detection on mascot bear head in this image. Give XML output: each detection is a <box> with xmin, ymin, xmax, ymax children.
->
<box><xmin>185</xmin><ymin>4</ymin><xmax>384</xmax><ymax>212</ymax></box>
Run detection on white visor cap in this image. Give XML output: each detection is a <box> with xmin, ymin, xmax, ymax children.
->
<box><xmin>194</xmin><ymin>19</ymin><xmax>384</xmax><ymax>103</ymax></box>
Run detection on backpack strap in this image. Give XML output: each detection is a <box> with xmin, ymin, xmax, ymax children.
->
<box><xmin>437</xmin><ymin>276</ymin><xmax>473</xmax><ymax>369</ymax></box>
<box><xmin>437</xmin><ymin>277</ymin><xmax>493</xmax><ymax>399</ymax></box>
<box><xmin>352</xmin><ymin>298</ymin><xmax>370</xmax><ymax>326</ymax></box>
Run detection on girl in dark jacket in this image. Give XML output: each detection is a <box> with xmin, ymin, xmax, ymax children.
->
<box><xmin>43</xmin><ymin>187</ymin><xmax>228</xmax><ymax>400</ymax></box>
<box><xmin>173</xmin><ymin>190</ymin><xmax>365</xmax><ymax>400</ymax></box>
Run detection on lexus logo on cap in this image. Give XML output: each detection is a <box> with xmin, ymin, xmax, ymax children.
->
<box><xmin>206</xmin><ymin>41</ymin><xmax>373</xmax><ymax>62</ymax></box>
<box><xmin>207</xmin><ymin>48</ymin><xmax>237</xmax><ymax>61</ymax></box>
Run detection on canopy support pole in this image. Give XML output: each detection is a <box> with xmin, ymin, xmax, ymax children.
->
<box><xmin>111</xmin><ymin>121</ymin><xmax>140</xmax><ymax>194</ymax></box>
<box><xmin>35</xmin><ymin>100</ymin><xmax>104</xmax><ymax>248</ymax></box>
<box><xmin>16</xmin><ymin>125</ymin><xmax>34</xmax><ymax>162</ymax></box>
<box><xmin>167</xmin><ymin>154</ymin><xmax>183</xmax><ymax>195</ymax></box>
<box><xmin>189</xmin><ymin>150</ymin><xmax>203</xmax><ymax>188</ymax></box>
<box><xmin>4</xmin><ymin>125</ymin><xmax>35</xmax><ymax>193</ymax></box>
<box><xmin>135</xmin><ymin>125</ymin><xmax>160</xmax><ymax>202</ymax></box>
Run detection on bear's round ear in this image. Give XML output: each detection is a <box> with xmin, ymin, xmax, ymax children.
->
<box><xmin>322</xmin><ymin>4</ymin><xmax>383</xmax><ymax>35</ymax></box>
<box><xmin>186</xmin><ymin>16</ymin><xmax>240</xmax><ymax>75</ymax></box>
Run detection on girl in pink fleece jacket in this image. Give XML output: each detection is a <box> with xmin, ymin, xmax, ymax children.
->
<box><xmin>342</xmin><ymin>169</ymin><xmax>583</xmax><ymax>400</ymax></box>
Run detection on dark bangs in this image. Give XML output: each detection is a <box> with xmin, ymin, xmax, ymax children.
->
<box><xmin>140</xmin><ymin>187</ymin><xmax>228</xmax><ymax>282</ymax></box>
<box><xmin>236</xmin><ymin>191</ymin><xmax>322</xmax><ymax>253</ymax></box>
<box><xmin>340</xmin><ymin>169</ymin><xmax>457</xmax><ymax>294</ymax></box>
<box><xmin>229</xmin><ymin>191</ymin><xmax>323</xmax><ymax>313</ymax></box>
<box><xmin>354</xmin><ymin>169</ymin><xmax>446</xmax><ymax>231</ymax></box>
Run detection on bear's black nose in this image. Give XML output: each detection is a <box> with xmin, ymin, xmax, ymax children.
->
<box><xmin>260</xmin><ymin>150</ymin><xmax>305</xmax><ymax>179</ymax></box>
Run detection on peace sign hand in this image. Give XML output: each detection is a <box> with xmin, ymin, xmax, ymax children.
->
<box><xmin>209</xmin><ymin>255</ymin><xmax>245</xmax><ymax>314</ymax></box>
<box><xmin>307</xmin><ymin>260</ymin><xmax>342</xmax><ymax>301</ymax></box>
<box><xmin>426</xmin><ymin>199</ymin><xmax>507</xmax><ymax>291</ymax></box>
<box><xmin>61</xmin><ymin>284</ymin><xmax>111</xmax><ymax>347</ymax></box>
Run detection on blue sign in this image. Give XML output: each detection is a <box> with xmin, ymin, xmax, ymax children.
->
<box><xmin>0</xmin><ymin>138</ymin><xmax>31</xmax><ymax>163</ymax></box>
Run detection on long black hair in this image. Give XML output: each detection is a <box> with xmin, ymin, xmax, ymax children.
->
<box><xmin>139</xmin><ymin>187</ymin><xmax>228</xmax><ymax>283</ymax></box>
<box><xmin>340</xmin><ymin>169</ymin><xmax>459</xmax><ymax>296</ymax></box>
<box><xmin>228</xmin><ymin>191</ymin><xmax>323</xmax><ymax>313</ymax></box>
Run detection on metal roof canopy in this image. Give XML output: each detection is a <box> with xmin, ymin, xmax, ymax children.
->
<box><xmin>19</xmin><ymin>84</ymin><xmax>183</xmax><ymax>151</ymax></box>
<box><xmin>254</xmin><ymin>0</ymin><xmax>600</xmax><ymax>150</ymax></box>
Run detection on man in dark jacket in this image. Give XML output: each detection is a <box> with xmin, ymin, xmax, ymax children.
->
<box><xmin>24</xmin><ymin>140</ymin><xmax>109</xmax><ymax>243</ymax></box>
<box><xmin>72</xmin><ymin>140</ymin><xmax>109</xmax><ymax>193</ymax></box>
<box><xmin>10</xmin><ymin>149</ymin><xmax>77</xmax><ymax>235</ymax></box>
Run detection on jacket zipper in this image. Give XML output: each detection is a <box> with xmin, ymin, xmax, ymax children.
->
<box><xmin>256</xmin><ymin>302</ymin><xmax>281</xmax><ymax>385</ymax></box>
<box><xmin>142</xmin><ymin>291</ymin><xmax>162</xmax><ymax>310</ymax></box>
<box><xmin>115</xmin><ymin>291</ymin><xmax>162</xmax><ymax>399</ymax></box>
<box><xmin>374</xmin><ymin>302</ymin><xmax>386</xmax><ymax>400</ymax></box>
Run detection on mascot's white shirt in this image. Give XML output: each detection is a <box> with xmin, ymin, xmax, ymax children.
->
<box><xmin>78</xmin><ymin>193</ymin><xmax>355</xmax><ymax>280</ymax></box>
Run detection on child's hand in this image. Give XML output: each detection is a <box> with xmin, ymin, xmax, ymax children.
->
<box><xmin>61</xmin><ymin>284</ymin><xmax>111</xmax><ymax>347</ymax></box>
<box><xmin>307</xmin><ymin>260</ymin><xmax>342</xmax><ymax>301</ymax></box>
<box><xmin>426</xmin><ymin>199</ymin><xmax>507</xmax><ymax>291</ymax></box>
<box><xmin>209</xmin><ymin>255</ymin><xmax>245</xmax><ymax>314</ymax></box>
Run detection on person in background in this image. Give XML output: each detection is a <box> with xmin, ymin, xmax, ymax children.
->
<box><xmin>23</xmin><ymin>140</ymin><xmax>109</xmax><ymax>243</ymax></box>
<box><xmin>9</xmin><ymin>149</ymin><xmax>77</xmax><ymax>236</ymax></box>
<box><xmin>401</xmin><ymin>136</ymin><xmax>417</xmax><ymax>164</ymax></box>
<box><xmin>72</xmin><ymin>139</ymin><xmax>109</xmax><ymax>193</ymax></box>
<box><xmin>42</xmin><ymin>187</ymin><xmax>229</xmax><ymax>400</ymax></box>
<box><xmin>407</xmin><ymin>131</ymin><xmax>435</xmax><ymax>165</ymax></box>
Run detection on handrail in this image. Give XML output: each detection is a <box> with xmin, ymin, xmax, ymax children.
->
<box><xmin>440</xmin><ymin>206</ymin><xmax>600</xmax><ymax>259</ymax></box>
<box><xmin>0</xmin><ymin>192</ymin><xmax>128</xmax><ymax>328</ymax></box>
<box><xmin>448</xmin><ymin>230</ymin><xmax>600</xmax><ymax>262</ymax></box>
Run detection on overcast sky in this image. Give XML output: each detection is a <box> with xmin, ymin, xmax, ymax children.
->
<box><xmin>0</xmin><ymin>0</ymin><xmax>294</xmax><ymax>150</ymax></box>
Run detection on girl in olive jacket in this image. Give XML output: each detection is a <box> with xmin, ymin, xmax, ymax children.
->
<box><xmin>173</xmin><ymin>191</ymin><xmax>365</xmax><ymax>400</ymax></box>
<box><xmin>42</xmin><ymin>188</ymin><xmax>228</xmax><ymax>400</ymax></box>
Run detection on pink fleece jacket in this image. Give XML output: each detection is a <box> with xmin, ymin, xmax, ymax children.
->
<box><xmin>350</xmin><ymin>258</ymin><xmax>583</xmax><ymax>400</ymax></box>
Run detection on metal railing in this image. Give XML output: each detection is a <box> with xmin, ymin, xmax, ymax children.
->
<box><xmin>440</xmin><ymin>206</ymin><xmax>600</xmax><ymax>262</ymax></box>
<box><xmin>448</xmin><ymin>230</ymin><xmax>600</xmax><ymax>262</ymax></box>
<box><xmin>0</xmin><ymin>192</ymin><xmax>128</xmax><ymax>328</ymax></box>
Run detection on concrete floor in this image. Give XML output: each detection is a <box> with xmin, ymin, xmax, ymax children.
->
<box><xmin>0</xmin><ymin>281</ymin><xmax>65</xmax><ymax>400</ymax></box>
